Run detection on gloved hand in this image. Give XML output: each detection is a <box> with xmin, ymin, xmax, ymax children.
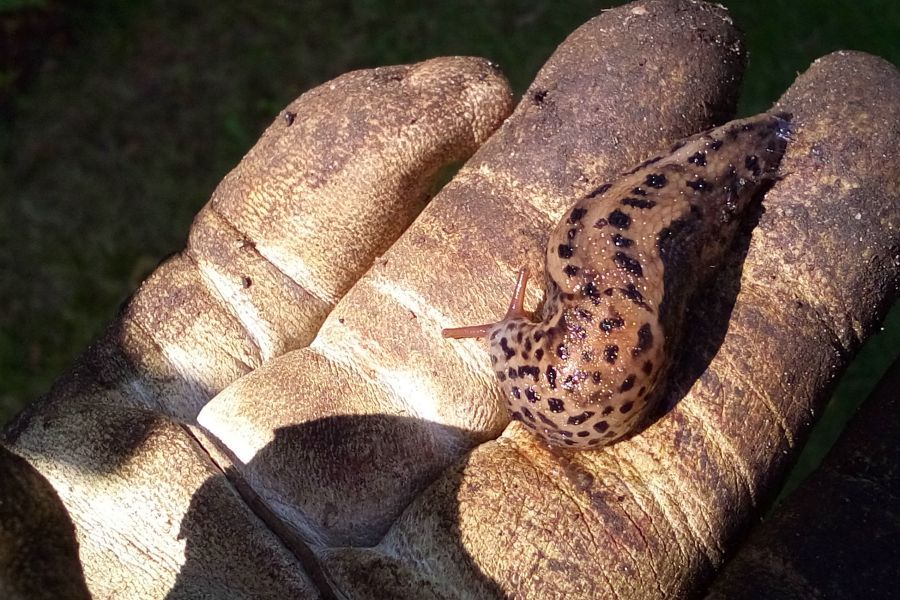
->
<box><xmin>2</xmin><ymin>1</ymin><xmax>898</xmax><ymax>598</ymax></box>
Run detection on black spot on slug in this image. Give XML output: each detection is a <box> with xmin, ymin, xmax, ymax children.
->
<box><xmin>622</xmin><ymin>197</ymin><xmax>657</xmax><ymax>209</ymax></box>
<box><xmin>519</xmin><ymin>365</ymin><xmax>540</xmax><ymax>381</ymax></box>
<box><xmin>586</xmin><ymin>183</ymin><xmax>612</xmax><ymax>198</ymax></box>
<box><xmin>687</xmin><ymin>151</ymin><xmax>707</xmax><ymax>166</ymax></box>
<box><xmin>577</xmin><ymin>430</ymin><xmax>590</xmax><ymax>437</ymax></box>
<box><xmin>569</xmin><ymin>207</ymin><xmax>587</xmax><ymax>223</ymax></box>
<box><xmin>508</xmin><ymin>368</ymin><xmax>518</xmax><ymax>380</ymax></box>
<box><xmin>558</xmin><ymin>244</ymin><xmax>574</xmax><ymax>259</ymax></box>
<box><xmin>612</xmin><ymin>233</ymin><xmax>634</xmax><ymax>248</ymax></box>
<box><xmin>632</xmin><ymin>323</ymin><xmax>654</xmax><ymax>356</ymax></box>
<box><xmin>500</xmin><ymin>337</ymin><xmax>515</xmax><ymax>360</ymax></box>
<box><xmin>567</xmin><ymin>411</ymin><xmax>595</xmax><ymax>426</ymax></box>
<box><xmin>608</xmin><ymin>209</ymin><xmax>631</xmax><ymax>229</ymax></box>
<box><xmin>567</xmin><ymin>228</ymin><xmax>578</xmax><ymax>240</ymax></box>
<box><xmin>622</xmin><ymin>284</ymin><xmax>651</xmax><ymax>311</ymax></box>
<box><xmin>620</xmin><ymin>401</ymin><xmax>634</xmax><ymax>413</ymax></box>
<box><xmin>524</xmin><ymin>387</ymin><xmax>540</xmax><ymax>403</ymax></box>
<box><xmin>563</xmin><ymin>264</ymin><xmax>580</xmax><ymax>277</ymax></box>
<box><xmin>631</xmin><ymin>187</ymin><xmax>648</xmax><ymax>196</ymax></box>
<box><xmin>594</xmin><ymin>218</ymin><xmax>608</xmax><ymax>229</ymax></box>
<box><xmin>600</xmin><ymin>316</ymin><xmax>625</xmax><ymax>332</ymax></box>
<box><xmin>594</xmin><ymin>421</ymin><xmax>609</xmax><ymax>433</ymax></box>
<box><xmin>613</xmin><ymin>252</ymin><xmax>644</xmax><ymax>277</ymax></box>
<box><xmin>521</xmin><ymin>407</ymin><xmax>534</xmax><ymax>421</ymax></box>
<box><xmin>532</xmin><ymin>89</ymin><xmax>548</xmax><ymax>103</ymax></box>
<box><xmin>620</xmin><ymin>375</ymin><xmax>636</xmax><ymax>392</ymax></box>
<box><xmin>583</xmin><ymin>281</ymin><xmax>602</xmax><ymax>305</ymax></box>
<box><xmin>538</xmin><ymin>412</ymin><xmax>557</xmax><ymax>428</ymax></box>
<box><xmin>582</xmin><ymin>351</ymin><xmax>594</xmax><ymax>363</ymax></box>
<box><xmin>645</xmin><ymin>173</ymin><xmax>667</xmax><ymax>188</ymax></box>
<box><xmin>642</xmin><ymin>361</ymin><xmax>653</xmax><ymax>375</ymax></box>
<box><xmin>497</xmin><ymin>371</ymin><xmax>507</xmax><ymax>382</ymax></box>
<box><xmin>604</xmin><ymin>345</ymin><xmax>619</xmax><ymax>364</ymax></box>
<box><xmin>686</xmin><ymin>177</ymin><xmax>710</xmax><ymax>192</ymax></box>
<box><xmin>602</xmin><ymin>406</ymin><xmax>614</xmax><ymax>416</ymax></box>
<box><xmin>511</xmin><ymin>386</ymin><xmax>521</xmax><ymax>399</ymax></box>
<box><xmin>535</xmin><ymin>348</ymin><xmax>544</xmax><ymax>361</ymax></box>
<box><xmin>710</xmin><ymin>139</ymin><xmax>723</xmax><ymax>151</ymax></box>
<box><xmin>545</xmin><ymin>365</ymin><xmax>557</xmax><ymax>389</ymax></box>
<box><xmin>556</xmin><ymin>344</ymin><xmax>569</xmax><ymax>360</ymax></box>
<box><xmin>548</xmin><ymin>398</ymin><xmax>565</xmax><ymax>413</ymax></box>
<box><xmin>592</xmin><ymin>371</ymin><xmax>602</xmax><ymax>384</ymax></box>
<box><xmin>283</xmin><ymin>111</ymin><xmax>296</xmax><ymax>125</ymax></box>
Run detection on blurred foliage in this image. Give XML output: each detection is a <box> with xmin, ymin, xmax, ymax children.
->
<box><xmin>0</xmin><ymin>0</ymin><xmax>48</xmax><ymax>13</ymax></box>
<box><xmin>0</xmin><ymin>0</ymin><xmax>898</xmax><ymax>499</ymax></box>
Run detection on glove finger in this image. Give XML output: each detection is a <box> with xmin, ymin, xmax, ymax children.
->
<box><xmin>2</xmin><ymin>57</ymin><xmax>512</xmax><ymax>596</ymax></box>
<box><xmin>320</xmin><ymin>51</ymin><xmax>900</xmax><ymax>599</ymax></box>
<box><xmin>44</xmin><ymin>57</ymin><xmax>512</xmax><ymax>422</ymax></box>
<box><xmin>705</xmin><ymin>354</ymin><xmax>900</xmax><ymax>599</ymax></box>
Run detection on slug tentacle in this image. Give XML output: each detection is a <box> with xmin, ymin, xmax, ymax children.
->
<box><xmin>443</xmin><ymin>268</ymin><xmax>532</xmax><ymax>339</ymax></box>
<box><xmin>445</xmin><ymin>112</ymin><xmax>791</xmax><ymax>449</ymax></box>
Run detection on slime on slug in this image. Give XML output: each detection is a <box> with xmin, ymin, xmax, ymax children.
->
<box><xmin>444</xmin><ymin>112</ymin><xmax>792</xmax><ymax>449</ymax></box>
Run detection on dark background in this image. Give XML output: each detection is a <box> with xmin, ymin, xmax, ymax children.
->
<box><xmin>2</xmin><ymin>0</ymin><xmax>898</xmax><ymax>501</ymax></box>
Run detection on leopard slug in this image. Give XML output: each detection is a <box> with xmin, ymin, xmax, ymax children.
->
<box><xmin>444</xmin><ymin>112</ymin><xmax>791</xmax><ymax>449</ymax></box>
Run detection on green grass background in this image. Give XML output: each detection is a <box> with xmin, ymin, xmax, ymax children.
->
<box><xmin>1</xmin><ymin>0</ymin><xmax>898</xmax><ymax>500</ymax></box>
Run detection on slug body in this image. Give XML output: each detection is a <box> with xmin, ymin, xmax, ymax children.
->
<box><xmin>445</xmin><ymin>112</ymin><xmax>791</xmax><ymax>449</ymax></box>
